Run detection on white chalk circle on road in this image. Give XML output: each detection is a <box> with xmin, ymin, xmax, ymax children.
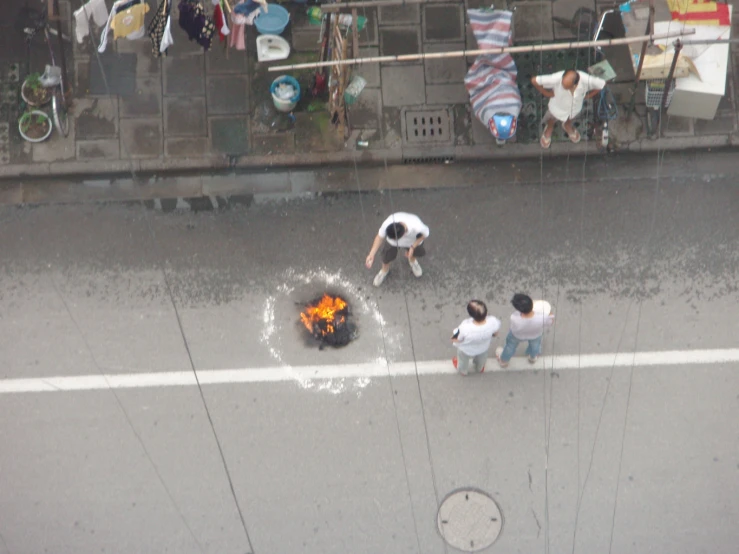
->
<box><xmin>437</xmin><ymin>488</ymin><xmax>503</xmax><ymax>552</ymax></box>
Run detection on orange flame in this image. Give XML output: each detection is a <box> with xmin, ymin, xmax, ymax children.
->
<box><xmin>300</xmin><ymin>294</ymin><xmax>348</xmax><ymax>336</ymax></box>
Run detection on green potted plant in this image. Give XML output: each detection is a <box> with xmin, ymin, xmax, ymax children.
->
<box><xmin>18</xmin><ymin>110</ymin><xmax>52</xmax><ymax>143</ymax></box>
<box><xmin>21</xmin><ymin>73</ymin><xmax>52</xmax><ymax>107</ymax></box>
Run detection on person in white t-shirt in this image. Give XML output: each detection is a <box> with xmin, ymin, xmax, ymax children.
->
<box><xmin>365</xmin><ymin>212</ymin><xmax>429</xmax><ymax>287</ymax></box>
<box><xmin>496</xmin><ymin>293</ymin><xmax>554</xmax><ymax>368</ymax></box>
<box><xmin>451</xmin><ymin>300</ymin><xmax>501</xmax><ymax>376</ymax></box>
<box><xmin>531</xmin><ymin>69</ymin><xmax>606</xmax><ymax>149</ymax></box>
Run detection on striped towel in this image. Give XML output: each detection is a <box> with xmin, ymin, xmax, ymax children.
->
<box><xmin>464</xmin><ymin>9</ymin><xmax>522</xmax><ymax>126</ymax></box>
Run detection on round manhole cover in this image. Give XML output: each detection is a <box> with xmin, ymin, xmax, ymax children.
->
<box><xmin>437</xmin><ymin>489</ymin><xmax>503</xmax><ymax>552</ymax></box>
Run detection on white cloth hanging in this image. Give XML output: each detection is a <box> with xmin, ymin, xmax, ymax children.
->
<box><xmin>73</xmin><ymin>0</ymin><xmax>109</xmax><ymax>43</ymax></box>
<box><xmin>211</xmin><ymin>0</ymin><xmax>230</xmax><ymax>37</ymax></box>
<box><xmin>160</xmin><ymin>14</ymin><xmax>174</xmax><ymax>53</ymax></box>
<box><xmin>98</xmin><ymin>0</ymin><xmax>124</xmax><ymax>52</ymax></box>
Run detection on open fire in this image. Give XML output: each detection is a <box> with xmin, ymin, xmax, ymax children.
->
<box><xmin>300</xmin><ymin>293</ymin><xmax>356</xmax><ymax>347</ymax></box>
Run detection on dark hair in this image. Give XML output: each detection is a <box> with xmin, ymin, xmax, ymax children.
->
<box><xmin>467</xmin><ymin>300</ymin><xmax>488</xmax><ymax>322</ymax></box>
<box><xmin>385</xmin><ymin>222</ymin><xmax>405</xmax><ymax>240</ymax></box>
<box><xmin>565</xmin><ymin>69</ymin><xmax>580</xmax><ymax>85</ymax></box>
<box><xmin>511</xmin><ymin>293</ymin><xmax>533</xmax><ymax>314</ymax></box>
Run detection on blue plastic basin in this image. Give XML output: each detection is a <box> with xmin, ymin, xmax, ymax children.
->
<box><xmin>255</xmin><ymin>4</ymin><xmax>290</xmax><ymax>35</ymax></box>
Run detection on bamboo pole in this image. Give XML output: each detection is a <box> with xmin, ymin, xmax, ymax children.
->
<box><xmin>626</xmin><ymin>0</ymin><xmax>654</xmax><ymax>117</ymax></box>
<box><xmin>268</xmin><ymin>28</ymin><xmax>696</xmax><ymax>72</ymax></box>
<box><xmin>351</xmin><ymin>7</ymin><xmax>359</xmax><ymax>59</ymax></box>
<box><xmin>321</xmin><ymin>0</ymin><xmax>424</xmax><ymax>11</ymax></box>
<box><xmin>633</xmin><ymin>1</ymin><xmax>654</xmax><ymax>83</ymax></box>
<box><xmin>662</xmin><ymin>40</ymin><xmax>682</xmax><ymax>110</ymax></box>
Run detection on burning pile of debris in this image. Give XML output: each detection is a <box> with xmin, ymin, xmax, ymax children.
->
<box><xmin>300</xmin><ymin>293</ymin><xmax>356</xmax><ymax>348</ymax></box>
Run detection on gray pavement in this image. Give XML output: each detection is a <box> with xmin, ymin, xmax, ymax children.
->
<box><xmin>0</xmin><ymin>158</ymin><xmax>738</xmax><ymax>553</ymax></box>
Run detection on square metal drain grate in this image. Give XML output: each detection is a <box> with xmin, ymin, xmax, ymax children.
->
<box><xmin>403</xmin><ymin>108</ymin><xmax>453</xmax><ymax>145</ymax></box>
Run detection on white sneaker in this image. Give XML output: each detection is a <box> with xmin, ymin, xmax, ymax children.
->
<box><xmin>528</xmin><ymin>356</ymin><xmax>538</xmax><ymax>364</ymax></box>
<box><xmin>408</xmin><ymin>258</ymin><xmax>423</xmax><ymax>277</ymax></box>
<box><xmin>373</xmin><ymin>269</ymin><xmax>389</xmax><ymax>287</ymax></box>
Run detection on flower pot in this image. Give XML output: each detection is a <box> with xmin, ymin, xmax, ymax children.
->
<box><xmin>19</xmin><ymin>110</ymin><xmax>52</xmax><ymax>143</ymax></box>
<box><xmin>21</xmin><ymin>77</ymin><xmax>51</xmax><ymax>107</ymax></box>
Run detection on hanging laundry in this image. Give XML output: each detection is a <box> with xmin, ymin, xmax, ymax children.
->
<box><xmin>148</xmin><ymin>0</ymin><xmax>174</xmax><ymax>56</ymax></box>
<box><xmin>73</xmin><ymin>0</ymin><xmax>109</xmax><ymax>43</ymax></box>
<box><xmin>244</xmin><ymin>8</ymin><xmax>261</xmax><ymax>25</ymax></box>
<box><xmin>229</xmin><ymin>0</ymin><xmax>247</xmax><ymax>50</ymax></box>
<box><xmin>179</xmin><ymin>0</ymin><xmax>216</xmax><ymax>50</ymax></box>
<box><xmin>112</xmin><ymin>0</ymin><xmax>150</xmax><ymax>39</ymax></box>
<box><xmin>232</xmin><ymin>0</ymin><xmax>258</xmax><ymax>16</ymax></box>
<box><xmin>212</xmin><ymin>0</ymin><xmax>230</xmax><ymax>42</ymax></box>
<box><xmin>233</xmin><ymin>0</ymin><xmax>267</xmax><ymax>21</ymax></box>
<box><xmin>98</xmin><ymin>0</ymin><xmax>150</xmax><ymax>52</ymax></box>
<box><xmin>229</xmin><ymin>3</ymin><xmax>246</xmax><ymax>50</ymax></box>
<box><xmin>666</xmin><ymin>0</ymin><xmax>731</xmax><ymax>25</ymax></box>
<box><xmin>161</xmin><ymin>14</ymin><xmax>174</xmax><ymax>52</ymax></box>
<box><xmin>228</xmin><ymin>0</ymin><xmax>266</xmax><ymax>49</ymax></box>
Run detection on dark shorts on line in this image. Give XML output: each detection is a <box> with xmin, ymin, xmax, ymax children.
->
<box><xmin>382</xmin><ymin>241</ymin><xmax>426</xmax><ymax>264</ymax></box>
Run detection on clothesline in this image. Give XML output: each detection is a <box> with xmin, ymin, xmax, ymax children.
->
<box><xmin>74</xmin><ymin>0</ymin><xmax>261</xmax><ymax>55</ymax></box>
<box><xmin>268</xmin><ymin>28</ymin><xmax>696</xmax><ymax>71</ymax></box>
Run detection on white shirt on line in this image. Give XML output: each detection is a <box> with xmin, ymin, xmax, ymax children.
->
<box><xmin>536</xmin><ymin>70</ymin><xmax>606</xmax><ymax>122</ymax></box>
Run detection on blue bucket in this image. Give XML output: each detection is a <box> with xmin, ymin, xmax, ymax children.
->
<box><xmin>255</xmin><ymin>4</ymin><xmax>290</xmax><ymax>35</ymax></box>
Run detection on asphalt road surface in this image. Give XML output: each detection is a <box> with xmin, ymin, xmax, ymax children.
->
<box><xmin>1</xmin><ymin>159</ymin><xmax>738</xmax><ymax>554</ymax></box>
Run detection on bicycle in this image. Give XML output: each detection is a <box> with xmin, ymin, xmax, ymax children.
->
<box><xmin>16</xmin><ymin>6</ymin><xmax>70</xmax><ymax>137</ymax></box>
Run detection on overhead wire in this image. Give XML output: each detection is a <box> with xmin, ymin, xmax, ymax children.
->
<box><xmin>381</xmin><ymin>160</ymin><xmax>450</xmax><ymax>554</ymax></box>
<box><xmin>568</xmin><ymin>15</ymin><xmax>628</xmax><ymax>551</ymax></box>
<box><xmin>357</xmin><ymin>9</ymin><xmax>448</xmax><ymax>552</ymax></box>
<box><xmin>537</xmin><ymin>7</ymin><xmax>559</xmax><ymax>554</ymax></box>
<box><xmin>142</xmin><ymin>214</ymin><xmax>257</xmax><ymax>554</ymax></box>
<box><xmin>10</xmin><ymin>206</ymin><xmax>205</xmax><ymax>553</ymax></box>
<box><xmin>68</xmin><ymin>0</ymin><xmax>254</xmax><ymax>554</ymax></box>
<box><xmin>572</xmin><ymin>8</ymin><xmax>679</xmax><ymax>552</ymax></box>
<box><xmin>605</xmin><ymin>12</ymin><xmax>680</xmax><ymax>551</ymax></box>
<box><xmin>21</xmin><ymin>3</ymin><xmax>231</xmax><ymax>551</ymax></box>
<box><xmin>346</xmin><ymin>8</ymin><xmax>431</xmax><ymax>554</ymax></box>
<box><xmin>13</xmin><ymin>7</ymin><xmax>187</xmax><ymax>511</ymax></box>
<box><xmin>350</xmin><ymin>8</ymin><xmax>449</xmax><ymax>550</ymax></box>
<box><xmin>537</xmin><ymin>9</ymin><xmax>646</xmax><ymax>552</ymax></box>
<box><xmin>352</xmin><ymin>152</ymin><xmax>425</xmax><ymax>554</ymax></box>
<box><xmin>570</xmin><ymin>15</ymin><xmax>594</xmax><ymax>553</ymax></box>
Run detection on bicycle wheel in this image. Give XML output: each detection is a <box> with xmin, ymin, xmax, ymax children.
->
<box><xmin>52</xmin><ymin>90</ymin><xmax>69</xmax><ymax>137</ymax></box>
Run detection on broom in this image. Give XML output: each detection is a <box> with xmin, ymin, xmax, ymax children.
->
<box><xmin>311</xmin><ymin>14</ymin><xmax>329</xmax><ymax>97</ymax></box>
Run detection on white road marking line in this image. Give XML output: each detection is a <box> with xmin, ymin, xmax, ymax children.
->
<box><xmin>1</xmin><ymin>348</ymin><xmax>738</xmax><ymax>394</ymax></box>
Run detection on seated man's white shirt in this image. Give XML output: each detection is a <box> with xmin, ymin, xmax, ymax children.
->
<box><xmin>536</xmin><ymin>70</ymin><xmax>606</xmax><ymax>121</ymax></box>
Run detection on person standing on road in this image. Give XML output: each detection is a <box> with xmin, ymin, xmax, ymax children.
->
<box><xmin>531</xmin><ymin>69</ymin><xmax>606</xmax><ymax>149</ymax></box>
<box><xmin>451</xmin><ymin>300</ymin><xmax>501</xmax><ymax>376</ymax></box>
<box><xmin>496</xmin><ymin>293</ymin><xmax>554</xmax><ymax>368</ymax></box>
<box><xmin>365</xmin><ymin>212</ymin><xmax>429</xmax><ymax>287</ymax></box>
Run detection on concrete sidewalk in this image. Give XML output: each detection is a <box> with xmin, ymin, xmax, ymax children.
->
<box><xmin>2</xmin><ymin>147</ymin><xmax>737</xmax><ymax>206</ymax></box>
<box><xmin>1</xmin><ymin>0</ymin><xmax>739</xmax><ymax>181</ymax></box>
